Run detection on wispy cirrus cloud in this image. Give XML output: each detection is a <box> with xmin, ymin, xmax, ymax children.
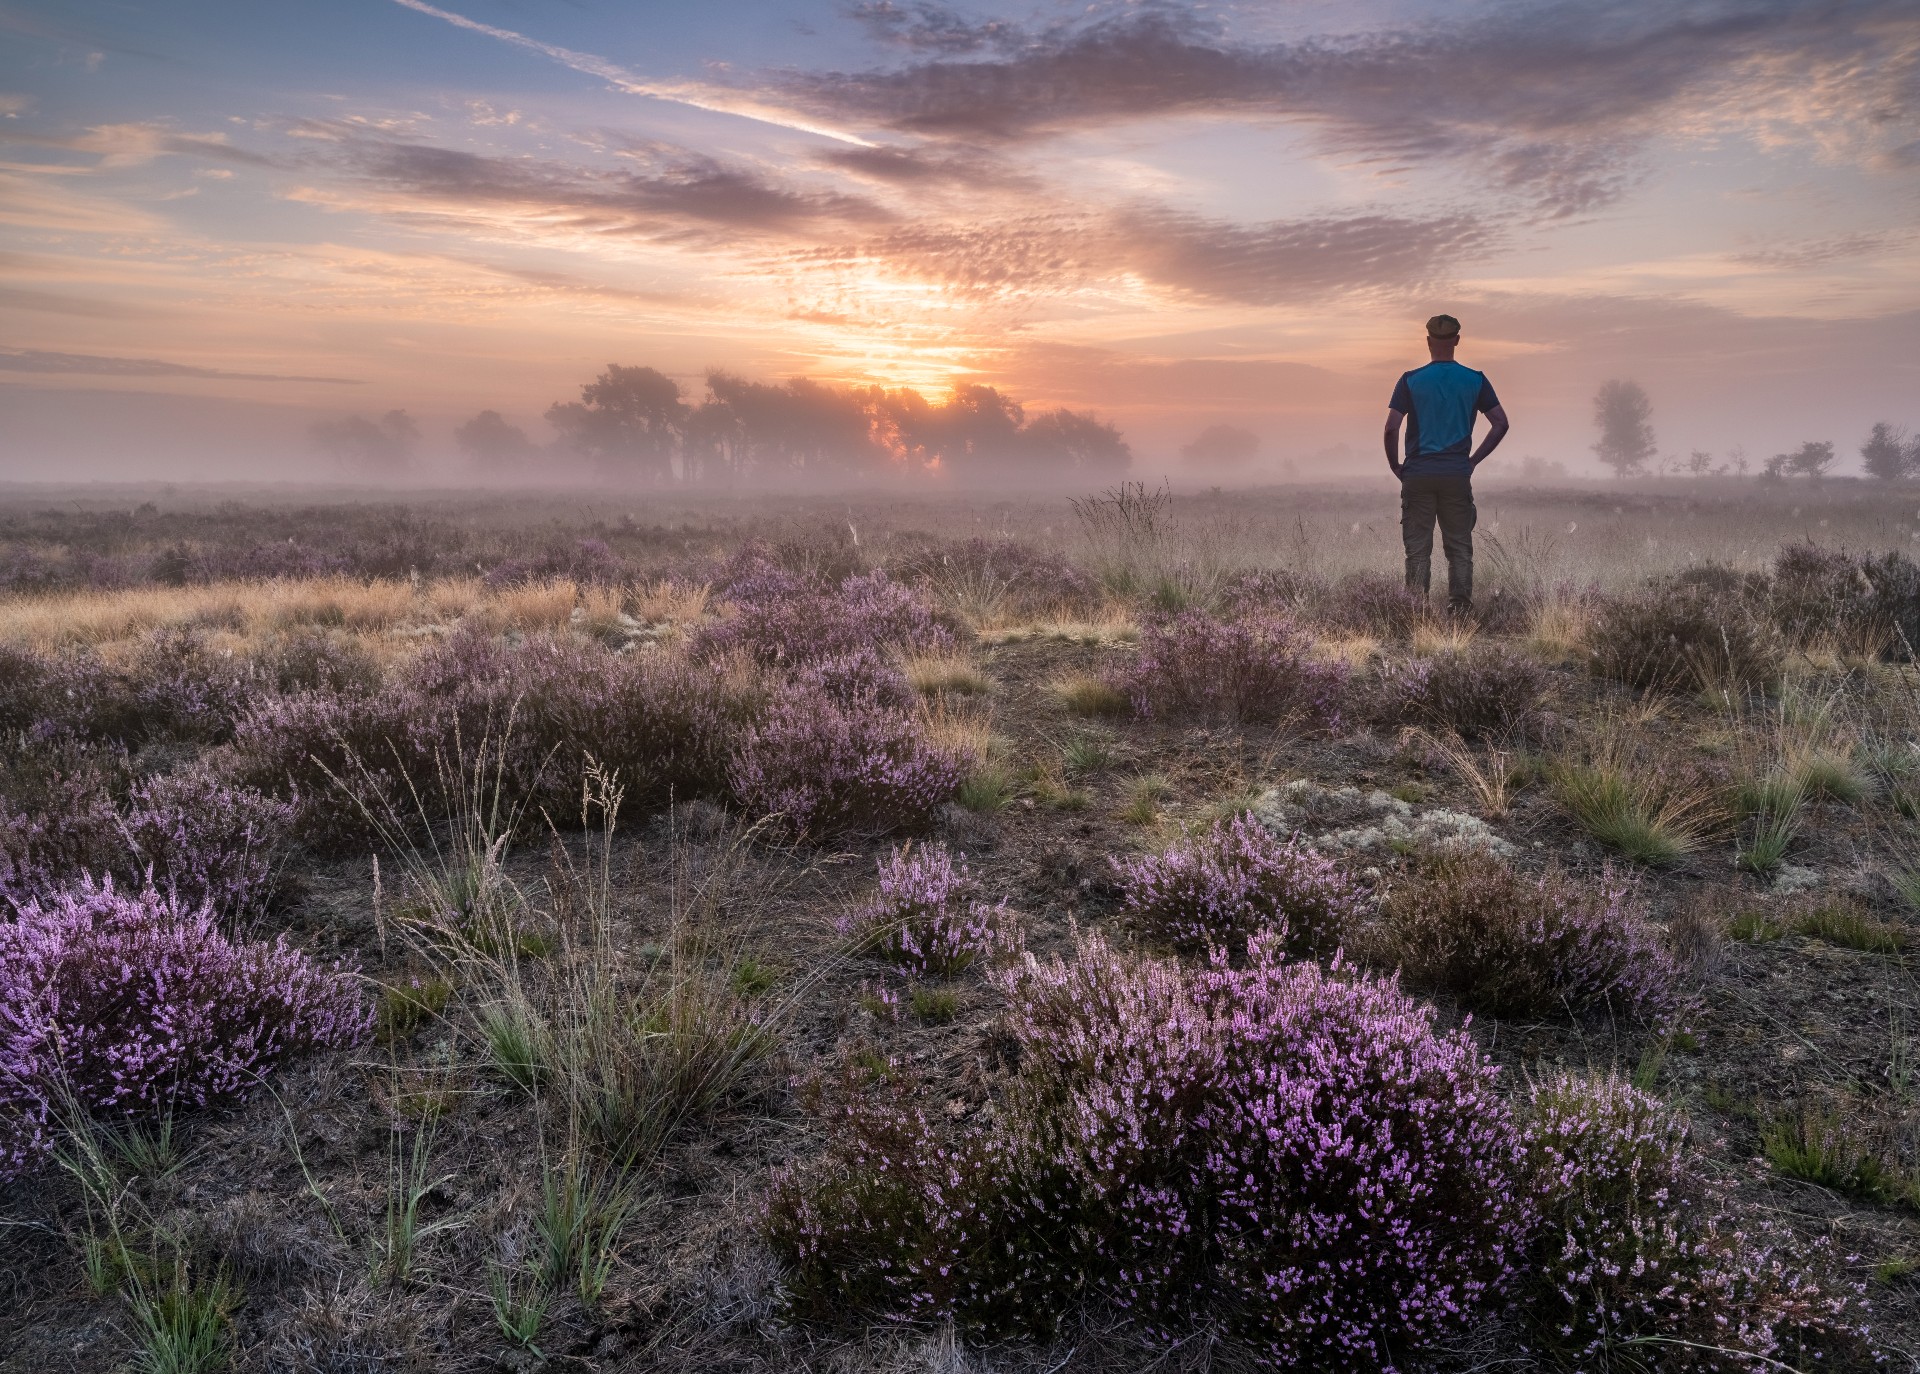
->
<box><xmin>388</xmin><ymin>0</ymin><xmax>877</xmax><ymax>146</ymax></box>
<box><xmin>294</xmin><ymin>123</ymin><xmax>894</xmax><ymax>243</ymax></box>
<box><xmin>784</xmin><ymin>0</ymin><xmax>1920</xmax><ymax>217</ymax></box>
<box><xmin>797</xmin><ymin>203</ymin><xmax>1498</xmax><ymax>306</ymax></box>
<box><xmin>0</xmin><ymin>346</ymin><xmax>360</xmax><ymax>382</ymax></box>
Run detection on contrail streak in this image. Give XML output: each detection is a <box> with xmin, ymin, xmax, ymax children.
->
<box><xmin>390</xmin><ymin>0</ymin><xmax>874</xmax><ymax>147</ymax></box>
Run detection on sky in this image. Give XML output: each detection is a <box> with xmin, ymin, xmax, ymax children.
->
<box><xmin>2</xmin><ymin>0</ymin><xmax>1919</xmax><ymax>481</ymax></box>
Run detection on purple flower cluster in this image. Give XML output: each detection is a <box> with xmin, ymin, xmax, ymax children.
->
<box><xmin>1381</xmin><ymin>850</ymin><xmax>1679</xmax><ymax>1026</ymax></box>
<box><xmin>727</xmin><ymin>679</ymin><xmax>966</xmax><ymax>837</ymax></box>
<box><xmin>694</xmin><ymin>556</ymin><xmax>954</xmax><ymax>667</ymax></box>
<box><xmin>1523</xmin><ymin>1073</ymin><xmax>1873</xmax><ymax>1367</ymax></box>
<box><xmin>0</xmin><ymin>877</ymin><xmax>371</xmax><ymax>1179</ymax></box>
<box><xmin>1373</xmin><ymin>645</ymin><xmax>1546</xmax><ymax>739</ymax></box>
<box><xmin>119</xmin><ymin>766</ymin><xmax>295</xmax><ymax>918</ymax></box>
<box><xmin>773</xmin><ymin>932</ymin><xmax>1530</xmax><ymax>1363</ymax></box>
<box><xmin>1114</xmin><ymin>816</ymin><xmax>1366</xmax><ymax>961</ymax></box>
<box><xmin>124</xmin><ymin>628</ymin><xmax>259</xmax><ymax>744</ymax></box>
<box><xmin>841</xmin><ymin>843</ymin><xmax>1015</xmax><ymax>977</ymax></box>
<box><xmin>1115</xmin><ymin>611</ymin><xmax>1348</xmax><ymax>729</ymax></box>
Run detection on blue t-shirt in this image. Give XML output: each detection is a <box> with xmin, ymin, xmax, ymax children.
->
<box><xmin>1390</xmin><ymin>362</ymin><xmax>1499</xmax><ymax>477</ymax></box>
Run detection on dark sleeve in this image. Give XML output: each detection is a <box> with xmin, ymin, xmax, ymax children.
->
<box><xmin>1476</xmin><ymin>374</ymin><xmax>1499</xmax><ymax>413</ymax></box>
<box><xmin>1389</xmin><ymin>374</ymin><xmax>1412</xmax><ymax>413</ymax></box>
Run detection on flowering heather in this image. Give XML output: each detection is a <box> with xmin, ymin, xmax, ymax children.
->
<box><xmin>842</xmin><ymin>843</ymin><xmax>1015</xmax><ymax>977</ymax></box>
<box><xmin>1114</xmin><ymin>815</ymin><xmax>1366</xmax><ymax>961</ymax></box>
<box><xmin>694</xmin><ymin>556</ymin><xmax>954</xmax><ymax>667</ymax></box>
<box><xmin>1379</xmin><ymin>849</ymin><xmax>1678</xmax><ymax>1026</ymax></box>
<box><xmin>0</xmin><ymin>734</ymin><xmax>130</xmax><ymax>908</ymax></box>
<box><xmin>0</xmin><ymin>877</ymin><xmax>370</xmax><ymax>1179</ymax></box>
<box><xmin>1116</xmin><ymin>610</ymin><xmax>1347</xmax><ymax>729</ymax></box>
<box><xmin>1373</xmin><ymin>645</ymin><xmax>1546</xmax><ymax>739</ymax></box>
<box><xmin>119</xmin><ymin>767</ymin><xmax>295</xmax><ymax>918</ymax></box>
<box><xmin>124</xmin><ymin>627</ymin><xmax>259</xmax><ymax>744</ymax></box>
<box><xmin>226</xmin><ymin>632</ymin><xmax>741</xmax><ymax>846</ymax></box>
<box><xmin>728</xmin><ymin>681</ymin><xmax>966</xmax><ymax>837</ymax></box>
<box><xmin>793</xmin><ymin>646</ymin><xmax>918</xmax><ymax>712</ymax></box>
<box><xmin>1523</xmin><ymin>1073</ymin><xmax>1873</xmax><ymax>1368</ymax></box>
<box><xmin>1321</xmin><ymin>573</ymin><xmax>1430</xmax><ymax>638</ymax></box>
<box><xmin>774</xmin><ymin>932</ymin><xmax>1530</xmax><ymax>1363</ymax></box>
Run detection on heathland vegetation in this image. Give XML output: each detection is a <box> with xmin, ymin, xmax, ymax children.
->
<box><xmin>2</xmin><ymin>481</ymin><xmax>1920</xmax><ymax>1371</ymax></box>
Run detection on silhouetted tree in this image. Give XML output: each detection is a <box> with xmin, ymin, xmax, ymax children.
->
<box><xmin>1779</xmin><ymin>440</ymin><xmax>1836</xmax><ymax>480</ymax></box>
<box><xmin>454</xmin><ymin>410</ymin><xmax>535</xmax><ymax>472</ymax></box>
<box><xmin>547</xmin><ymin>365</ymin><xmax>686</xmax><ymax>481</ymax></box>
<box><xmin>1591</xmin><ymin>380</ymin><xmax>1655</xmax><ymax>478</ymax></box>
<box><xmin>1684</xmin><ymin>449</ymin><xmax>1715</xmax><ymax>477</ymax></box>
<box><xmin>1025</xmin><ymin>409</ymin><xmax>1132</xmax><ymax>475</ymax></box>
<box><xmin>311</xmin><ymin>410</ymin><xmax>418</xmax><ymax>472</ymax></box>
<box><xmin>1181</xmin><ymin>424</ymin><xmax>1260</xmax><ymax>472</ymax></box>
<box><xmin>1862</xmin><ymin>422</ymin><xmax>1911</xmax><ymax>482</ymax></box>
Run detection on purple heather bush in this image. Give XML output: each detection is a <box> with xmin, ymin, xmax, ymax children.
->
<box><xmin>0</xmin><ymin>734</ymin><xmax>130</xmax><ymax>908</ymax></box>
<box><xmin>0</xmin><ymin>876</ymin><xmax>370</xmax><ymax>1179</ymax></box>
<box><xmin>1379</xmin><ymin>849</ymin><xmax>1679</xmax><ymax>1026</ymax></box>
<box><xmin>1215</xmin><ymin>567</ymin><xmax>1324</xmax><ymax>618</ymax></box>
<box><xmin>1320</xmin><ymin>572</ymin><xmax>1431</xmax><ymax>638</ymax></box>
<box><xmin>119</xmin><ymin>766</ymin><xmax>295</xmax><ymax>918</ymax></box>
<box><xmin>123</xmin><ymin>627</ymin><xmax>259</xmax><ymax>744</ymax></box>
<box><xmin>695</xmin><ymin>555</ymin><xmax>954</xmax><ymax>668</ymax></box>
<box><xmin>1373</xmin><ymin>644</ymin><xmax>1547</xmax><ymax>739</ymax></box>
<box><xmin>728</xmin><ymin>679</ymin><xmax>966</xmax><ymax>837</ymax></box>
<box><xmin>1114</xmin><ymin>815</ymin><xmax>1367</xmax><ymax>961</ymax></box>
<box><xmin>1115</xmin><ymin>610</ymin><xmax>1347</xmax><ymax>729</ymax></box>
<box><xmin>225</xmin><ymin>631</ymin><xmax>742</xmax><ymax>847</ymax></box>
<box><xmin>842</xmin><ymin>843</ymin><xmax>1016</xmax><ymax>976</ymax></box>
<box><xmin>1523</xmin><ymin>1073</ymin><xmax>1873</xmax><ymax>1368</ymax></box>
<box><xmin>772</xmin><ymin>932</ymin><xmax>1531</xmax><ymax>1363</ymax></box>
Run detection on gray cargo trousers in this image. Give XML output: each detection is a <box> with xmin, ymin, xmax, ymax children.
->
<box><xmin>1399</xmin><ymin>471</ymin><xmax>1475</xmax><ymax>610</ymax></box>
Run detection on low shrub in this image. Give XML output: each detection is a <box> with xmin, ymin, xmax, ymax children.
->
<box><xmin>0</xmin><ymin>877</ymin><xmax>370</xmax><ymax>1179</ymax></box>
<box><xmin>119</xmin><ymin>766</ymin><xmax>296</xmax><ymax>918</ymax></box>
<box><xmin>1378</xmin><ymin>849</ymin><xmax>1678</xmax><ymax>1025</ymax></box>
<box><xmin>225</xmin><ymin>632</ymin><xmax>743</xmax><ymax>848</ymax></box>
<box><xmin>889</xmin><ymin>537</ymin><xmax>1100</xmax><ymax>621</ymax></box>
<box><xmin>842</xmin><ymin>843</ymin><xmax>1015</xmax><ymax>977</ymax></box>
<box><xmin>1523</xmin><ymin>1073</ymin><xmax>1874</xmax><ymax>1368</ymax></box>
<box><xmin>1116</xmin><ymin>611</ymin><xmax>1347</xmax><ymax>728</ymax></box>
<box><xmin>0</xmin><ymin>735</ymin><xmax>128</xmax><ymax>907</ymax></box>
<box><xmin>772</xmin><ymin>932</ymin><xmax>1532</xmax><ymax>1364</ymax></box>
<box><xmin>1588</xmin><ymin>581</ymin><xmax>1782</xmax><ymax>693</ymax></box>
<box><xmin>1214</xmin><ymin>567</ymin><xmax>1323</xmax><ymax>617</ymax></box>
<box><xmin>1114</xmin><ymin>815</ymin><xmax>1366</xmax><ymax>961</ymax></box>
<box><xmin>251</xmin><ymin>628</ymin><xmax>383</xmax><ymax>696</ymax></box>
<box><xmin>728</xmin><ymin>681</ymin><xmax>966</xmax><ymax>837</ymax></box>
<box><xmin>123</xmin><ymin>628</ymin><xmax>259</xmax><ymax>744</ymax></box>
<box><xmin>1374</xmin><ymin>645</ymin><xmax>1546</xmax><ymax>739</ymax></box>
<box><xmin>1318</xmin><ymin>572</ymin><xmax>1430</xmax><ymax>638</ymax></box>
<box><xmin>695</xmin><ymin>557</ymin><xmax>954</xmax><ymax>667</ymax></box>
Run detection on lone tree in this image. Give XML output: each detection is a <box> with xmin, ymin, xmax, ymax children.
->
<box><xmin>1779</xmin><ymin>440</ymin><xmax>1836</xmax><ymax>480</ymax></box>
<box><xmin>547</xmin><ymin>364</ymin><xmax>687</xmax><ymax>481</ymax></box>
<box><xmin>454</xmin><ymin>410</ymin><xmax>536</xmax><ymax>471</ymax></box>
<box><xmin>1181</xmin><ymin>424</ymin><xmax>1261</xmax><ymax>472</ymax></box>
<box><xmin>311</xmin><ymin>410</ymin><xmax>418</xmax><ymax>472</ymax></box>
<box><xmin>1592</xmin><ymin>380</ymin><xmax>1656</xmax><ymax>478</ymax></box>
<box><xmin>1861</xmin><ymin>422</ymin><xmax>1911</xmax><ymax>481</ymax></box>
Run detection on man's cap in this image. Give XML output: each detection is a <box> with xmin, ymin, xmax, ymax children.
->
<box><xmin>1426</xmin><ymin>313</ymin><xmax>1461</xmax><ymax>338</ymax></box>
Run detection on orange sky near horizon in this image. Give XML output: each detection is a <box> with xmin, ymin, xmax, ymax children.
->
<box><xmin>3</xmin><ymin>0</ymin><xmax>1919</xmax><ymax>479</ymax></box>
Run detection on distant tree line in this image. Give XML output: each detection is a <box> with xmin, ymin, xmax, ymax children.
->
<box><xmin>1592</xmin><ymin>379</ymin><xmax>1919</xmax><ymax>481</ymax></box>
<box><xmin>315</xmin><ymin>365</ymin><xmax>1131</xmax><ymax>484</ymax></box>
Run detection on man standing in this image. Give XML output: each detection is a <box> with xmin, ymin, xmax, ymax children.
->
<box><xmin>1384</xmin><ymin>314</ymin><xmax>1509</xmax><ymax>614</ymax></box>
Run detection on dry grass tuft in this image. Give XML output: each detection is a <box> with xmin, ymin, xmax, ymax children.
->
<box><xmin>1411</xmin><ymin>619</ymin><xmax>1478</xmax><ymax>656</ymax></box>
<box><xmin>1050</xmin><ymin>673</ymin><xmax>1131</xmax><ymax>717</ymax></box>
<box><xmin>902</xmin><ymin>652</ymin><xmax>993</xmax><ymax>698</ymax></box>
<box><xmin>474</xmin><ymin>579</ymin><xmax>578</xmax><ymax>633</ymax></box>
<box><xmin>1524</xmin><ymin>596</ymin><xmax>1592</xmax><ymax>662</ymax></box>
